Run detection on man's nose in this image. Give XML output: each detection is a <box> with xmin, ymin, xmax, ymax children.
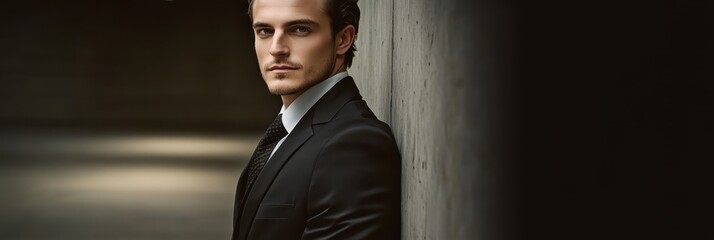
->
<box><xmin>269</xmin><ymin>32</ymin><xmax>289</xmax><ymax>57</ymax></box>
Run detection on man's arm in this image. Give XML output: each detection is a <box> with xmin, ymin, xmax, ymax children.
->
<box><xmin>302</xmin><ymin>124</ymin><xmax>401</xmax><ymax>240</ymax></box>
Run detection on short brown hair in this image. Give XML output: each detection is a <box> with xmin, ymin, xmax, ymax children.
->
<box><xmin>248</xmin><ymin>0</ymin><xmax>360</xmax><ymax>67</ymax></box>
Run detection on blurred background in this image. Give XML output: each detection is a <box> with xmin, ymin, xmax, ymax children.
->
<box><xmin>0</xmin><ymin>0</ymin><xmax>280</xmax><ymax>239</ymax></box>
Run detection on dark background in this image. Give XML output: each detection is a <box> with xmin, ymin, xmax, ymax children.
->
<box><xmin>0</xmin><ymin>0</ymin><xmax>279</xmax><ymax>131</ymax></box>
<box><xmin>504</xmin><ymin>0</ymin><xmax>713</xmax><ymax>239</ymax></box>
<box><xmin>0</xmin><ymin>1</ymin><xmax>273</xmax><ymax>239</ymax></box>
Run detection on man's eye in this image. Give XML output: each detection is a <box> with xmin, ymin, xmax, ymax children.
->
<box><xmin>293</xmin><ymin>27</ymin><xmax>310</xmax><ymax>34</ymax></box>
<box><xmin>256</xmin><ymin>29</ymin><xmax>273</xmax><ymax>36</ymax></box>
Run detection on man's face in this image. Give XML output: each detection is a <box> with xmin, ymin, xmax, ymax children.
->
<box><xmin>251</xmin><ymin>0</ymin><xmax>337</xmax><ymax>97</ymax></box>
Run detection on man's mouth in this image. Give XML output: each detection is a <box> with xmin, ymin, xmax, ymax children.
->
<box><xmin>268</xmin><ymin>65</ymin><xmax>298</xmax><ymax>72</ymax></box>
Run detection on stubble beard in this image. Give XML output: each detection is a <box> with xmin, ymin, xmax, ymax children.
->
<box><xmin>266</xmin><ymin>54</ymin><xmax>336</xmax><ymax>96</ymax></box>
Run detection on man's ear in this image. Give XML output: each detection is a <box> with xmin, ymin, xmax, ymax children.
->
<box><xmin>335</xmin><ymin>25</ymin><xmax>356</xmax><ymax>55</ymax></box>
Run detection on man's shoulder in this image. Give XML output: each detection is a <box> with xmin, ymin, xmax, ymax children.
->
<box><xmin>332</xmin><ymin>99</ymin><xmax>391</xmax><ymax>130</ymax></box>
<box><xmin>317</xmin><ymin>99</ymin><xmax>396</xmax><ymax>146</ymax></box>
<box><xmin>312</xmin><ymin>103</ymin><xmax>399</xmax><ymax>166</ymax></box>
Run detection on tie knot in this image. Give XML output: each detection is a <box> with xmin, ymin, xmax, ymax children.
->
<box><xmin>262</xmin><ymin>114</ymin><xmax>288</xmax><ymax>144</ymax></box>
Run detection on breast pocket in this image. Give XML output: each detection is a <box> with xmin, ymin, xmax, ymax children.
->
<box><xmin>255</xmin><ymin>204</ymin><xmax>294</xmax><ymax>220</ymax></box>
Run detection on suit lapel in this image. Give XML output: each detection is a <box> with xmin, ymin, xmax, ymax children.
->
<box><xmin>236</xmin><ymin>77</ymin><xmax>362</xmax><ymax>240</ymax></box>
<box><xmin>233</xmin><ymin>169</ymin><xmax>248</xmax><ymax>224</ymax></box>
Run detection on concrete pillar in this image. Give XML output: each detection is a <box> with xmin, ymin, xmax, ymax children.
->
<box><xmin>353</xmin><ymin>1</ymin><xmax>513</xmax><ymax>239</ymax></box>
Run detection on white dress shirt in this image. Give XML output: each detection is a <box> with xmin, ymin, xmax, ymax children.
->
<box><xmin>268</xmin><ymin>71</ymin><xmax>349</xmax><ymax>160</ymax></box>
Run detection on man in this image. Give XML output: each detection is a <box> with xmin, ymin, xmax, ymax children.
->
<box><xmin>232</xmin><ymin>0</ymin><xmax>401</xmax><ymax>239</ymax></box>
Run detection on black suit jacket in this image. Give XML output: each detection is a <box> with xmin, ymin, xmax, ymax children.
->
<box><xmin>232</xmin><ymin>77</ymin><xmax>401</xmax><ymax>240</ymax></box>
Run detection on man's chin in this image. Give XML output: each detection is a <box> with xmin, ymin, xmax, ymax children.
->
<box><xmin>272</xmin><ymin>72</ymin><xmax>290</xmax><ymax>80</ymax></box>
<box><xmin>267</xmin><ymin>84</ymin><xmax>300</xmax><ymax>96</ymax></box>
<box><xmin>268</xmin><ymin>90</ymin><xmax>294</xmax><ymax>96</ymax></box>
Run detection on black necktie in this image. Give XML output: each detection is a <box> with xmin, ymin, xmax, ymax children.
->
<box><xmin>243</xmin><ymin>114</ymin><xmax>288</xmax><ymax>197</ymax></box>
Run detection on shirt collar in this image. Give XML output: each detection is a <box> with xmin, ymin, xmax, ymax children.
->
<box><xmin>279</xmin><ymin>71</ymin><xmax>349</xmax><ymax>133</ymax></box>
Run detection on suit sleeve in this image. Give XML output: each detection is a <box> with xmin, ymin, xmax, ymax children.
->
<box><xmin>301</xmin><ymin>124</ymin><xmax>401</xmax><ymax>240</ymax></box>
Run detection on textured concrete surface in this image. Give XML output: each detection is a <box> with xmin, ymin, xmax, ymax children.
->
<box><xmin>354</xmin><ymin>1</ymin><xmax>512</xmax><ymax>239</ymax></box>
<box><xmin>350</xmin><ymin>1</ymin><xmax>393</xmax><ymax>122</ymax></box>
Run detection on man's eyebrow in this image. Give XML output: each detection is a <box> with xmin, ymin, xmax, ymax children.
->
<box><xmin>284</xmin><ymin>19</ymin><xmax>319</xmax><ymax>26</ymax></box>
<box><xmin>252</xmin><ymin>19</ymin><xmax>319</xmax><ymax>29</ymax></box>
<box><xmin>252</xmin><ymin>22</ymin><xmax>271</xmax><ymax>29</ymax></box>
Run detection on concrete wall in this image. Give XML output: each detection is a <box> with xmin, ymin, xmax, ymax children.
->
<box><xmin>353</xmin><ymin>1</ymin><xmax>512</xmax><ymax>239</ymax></box>
<box><xmin>353</xmin><ymin>1</ymin><xmax>712</xmax><ymax>239</ymax></box>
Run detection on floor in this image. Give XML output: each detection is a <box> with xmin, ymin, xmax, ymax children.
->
<box><xmin>0</xmin><ymin>127</ymin><xmax>259</xmax><ymax>240</ymax></box>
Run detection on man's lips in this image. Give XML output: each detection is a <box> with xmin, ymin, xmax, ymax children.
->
<box><xmin>268</xmin><ymin>65</ymin><xmax>298</xmax><ymax>72</ymax></box>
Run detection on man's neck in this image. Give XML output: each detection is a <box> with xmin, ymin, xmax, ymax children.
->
<box><xmin>281</xmin><ymin>90</ymin><xmax>306</xmax><ymax>109</ymax></box>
